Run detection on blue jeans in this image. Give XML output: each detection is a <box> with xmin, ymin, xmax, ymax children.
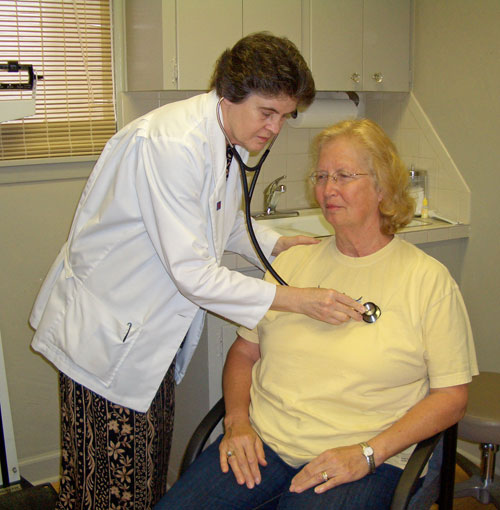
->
<box><xmin>154</xmin><ymin>435</ymin><xmax>403</xmax><ymax>510</ymax></box>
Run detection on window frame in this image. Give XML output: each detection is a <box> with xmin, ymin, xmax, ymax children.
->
<box><xmin>0</xmin><ymin>0</ymin><xmax>125</xmax><ymax>184</ymax></box>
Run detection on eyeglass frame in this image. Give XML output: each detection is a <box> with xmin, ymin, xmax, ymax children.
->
<box><xmin>309</xmin><ymin>170</ymin><xmax>371</xmax><ymax>186</ymax></box>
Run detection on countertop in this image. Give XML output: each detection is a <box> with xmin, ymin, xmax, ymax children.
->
<box><xmin>221</xmin><ymin>211</ymin><xmax>470</xmax><ymax>271</ymax></box>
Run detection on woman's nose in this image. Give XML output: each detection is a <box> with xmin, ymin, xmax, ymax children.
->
<box><xmin>324</xmin><ymin>175</ymin><xmax>340</xmax><ymax>193</ymax></box>
<box><xmin>268</xmin><ymin>117</ymin><xmax>283</xmax><ymax>135</ymax></box>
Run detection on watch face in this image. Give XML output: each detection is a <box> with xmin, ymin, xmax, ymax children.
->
<box><xmin>365</xmin><ymin>446</ymin><xmax>374</xmax><ymax>456</ymax></box>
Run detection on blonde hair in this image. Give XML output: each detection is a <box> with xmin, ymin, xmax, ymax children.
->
<box><xmin>310</xmin><ymin>118</ymin><xmax>414</xmax><ymax>235</ymax></box>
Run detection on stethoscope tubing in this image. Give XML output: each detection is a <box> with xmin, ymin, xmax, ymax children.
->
<box><xmin>216</xmin><ymin>97</ymin><xmax>288</xmax><ymax>286</ymax></box>
<box><xmin>216</xmin><ymin>98</ymin><xmax>381</xmax><ymax>321</ymax></box>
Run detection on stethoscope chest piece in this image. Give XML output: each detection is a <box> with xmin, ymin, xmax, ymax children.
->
<box><xmin>362</xmin><ymin>302</ymin><xmax>381</xmax><ymax>323</ymax></box>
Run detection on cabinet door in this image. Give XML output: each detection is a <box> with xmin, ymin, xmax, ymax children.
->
<box><xmin>362</xmin><ymin>0</ymin><xmax>410</xmax><ymax>91</ymax></box>
<box><xmin>243</xmin><ymin>0</ymin><xmax>302</xmax><ymax>50</ymax></box>
<box><xmin>125</xmin><ymin>0</ymin><xmax>168</xmax><ymax>91</ymax></box>
<box><xmin>309</xmin><ymin>0</ymin><xmax>363</xmax><ymax>91</ymax></box>
<box><xmin>177</xmin><ymin>0</ymin><xmax>242</xmax><ymax>90</ymax></box>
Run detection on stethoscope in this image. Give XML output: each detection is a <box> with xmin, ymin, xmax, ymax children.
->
<box><xmin>216</xmin><ymin>97</ymin><xmax>381</xmax><ymax>323</ymax></box>
<box><xmin>216</xmin><ymin>97</ymin><xmax>288</xmax><ymax>286</ymax></box>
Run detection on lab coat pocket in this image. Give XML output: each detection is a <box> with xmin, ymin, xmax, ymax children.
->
<box><xmin>63</xmin><ymin>283</ymin><xmax>142</xmax><ymax>388</ymax></box>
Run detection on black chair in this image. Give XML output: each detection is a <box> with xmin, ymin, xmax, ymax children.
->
<box><xmin>179</xmin><ymin>397</ymin><xmax>457</xmax><ymax>510</ymax></box>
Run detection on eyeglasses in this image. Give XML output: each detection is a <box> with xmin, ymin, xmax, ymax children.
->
<box><xmin>309</xmin><ymin>171</ymin><xmax>370</xmax><ymax>186</ymax></box>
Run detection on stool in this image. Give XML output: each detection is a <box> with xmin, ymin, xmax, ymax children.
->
<box><xmin>454</xmin><ymin>371</ymin><xmax>500</xmax><ymax>508</ymax></box>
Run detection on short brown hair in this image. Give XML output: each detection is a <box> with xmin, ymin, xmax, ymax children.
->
<box><xmin>311</xmin><ymin>119</ymin><xmax>414</xmax><ymax>235</ymax></box>
<box><xmin>210</xmin><ymin>32</ymin><xmax>315</xmax><ymax>108</ymax></box>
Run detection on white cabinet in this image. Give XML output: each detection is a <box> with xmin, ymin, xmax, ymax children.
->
<box><xmin>243</xmin><ymin>0</ymin><xmax>302</xmax><ymax>50</ymax></box>
<box><xmin>125</xmin><ymin>0</ymin><xmax>303</xmax><ymax>91</ymax></box>
<box><xmin>362</xmin><ymin>0</ymin><xmax>411</xmax><ymax>91</ymax></box>
<box><xmin>309</xmin><ymin>0</ymin><xmax>411</xmax><ymax>91</ymax></box>
<box><xmin>125</xmin><ymin>0</ymin><xmax>168</xmax><ymax>91</ymax></box>
<box><xmin>124</xmin><ymin>0</ymin><xmax>410</xmax><ymax>92</ymax></box>
<box><xmin>176</xmin><ymin>0</ymin><xmax>242</xmax><ymax>90</ymax></box>
<box><xmin>206</xmin><ymin>266</ymin><xmax>263</xmax><ymax>408</ymax></box>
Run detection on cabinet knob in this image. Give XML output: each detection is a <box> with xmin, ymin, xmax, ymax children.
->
<box><xmin>372</xmin><ymin>72</ymin><xmax>384</xmax><ymax>83</ymax></box>
<box><xmin>350</xmin><ymin>73</ymin><xmax>361</xmax><ymax>84</ymax></box>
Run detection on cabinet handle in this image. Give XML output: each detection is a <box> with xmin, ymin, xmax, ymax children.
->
<box><xmin>350</xmin><ymin>73</ymin><xmax>361</xmax><ymax>84</ymax></box>
<box><xmin>372</xmin><ymin>72</ymin><xmax>384</xmax><ymax>83</ymax></box>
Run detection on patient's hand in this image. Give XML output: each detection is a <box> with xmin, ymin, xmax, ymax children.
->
<box><xmin>289</xmin><ymin>444</ymin><xmax>370</xmax><ymax>494</ymax></box>
<box><xmin>219</xmin><ymin>420</ymin><xmax>267</xmax><ymax>489</ymax></box>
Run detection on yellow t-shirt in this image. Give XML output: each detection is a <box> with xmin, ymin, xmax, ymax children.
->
<box><xmin>238</xmin><ymin>236</ymin><xmax>478</xmax><ymax>469</ymax></box>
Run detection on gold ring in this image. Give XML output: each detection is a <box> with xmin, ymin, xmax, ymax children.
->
<box><xmin>226</xmin><ymin>450</ymin><xmax>233</xmax><ymax>458</ymax></box>
<box><xmin>321</xmin><ymin>471</ymin><xmax>328</xmax><ymax>482</ymax></box>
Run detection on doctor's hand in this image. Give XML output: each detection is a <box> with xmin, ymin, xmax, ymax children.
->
<box><xmin>219</xmin><ymin>419</ymin><xmax>267</xmax><ymax>489</ymax></box>
<box><xmin>272</xmin><ymin>235</ymin><xmax>320</xmax><ymax>256</ymax></box>
<box><xmin>289</xmin><ymin>444</ymin><xmax>370</xmax><ymax>495</ymax></box>
<box><xmin>273</xmin><ymin>287</ymin><xmax>365</xmax><ymax>325</ymax></box>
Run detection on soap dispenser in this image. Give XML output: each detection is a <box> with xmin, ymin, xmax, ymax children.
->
<box><xmin>421</xmin><ymin>197</ymin><xmax>429</xmax><ymax>219</ymax></box>
<box><xmin>409</xmin><ymin>166</ymin><xmax>428</xmax><ymax>216</ymax></box>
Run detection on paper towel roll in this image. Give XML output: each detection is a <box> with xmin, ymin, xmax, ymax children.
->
<box><xmin>287</xmin><ymin>98</ymin><xmax>358</xmax><ymax>128</ymax></box>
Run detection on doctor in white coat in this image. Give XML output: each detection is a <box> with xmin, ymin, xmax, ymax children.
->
<box><xmin>30</xmin><ymin>33</ymin><xmax>365</xmax><ymax>509</ymax></box>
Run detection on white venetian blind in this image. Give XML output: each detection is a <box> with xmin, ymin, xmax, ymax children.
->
<box><xmin>0</xmin><ymin>0</ymin><xmax>116</xmax><ymax>161</ymax></box>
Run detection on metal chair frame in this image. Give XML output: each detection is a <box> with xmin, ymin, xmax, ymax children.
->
<box><xmin>179</xmin><ymin>397</ymin><xmax>457</xmax><ymax>510</ymax></box>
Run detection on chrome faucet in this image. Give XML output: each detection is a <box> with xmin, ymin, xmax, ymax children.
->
<box><xmin>264</xmin><ymin>175</ymin><xmax>287</xmax><ymax>215</ymax></box>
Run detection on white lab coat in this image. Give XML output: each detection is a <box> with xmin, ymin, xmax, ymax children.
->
<box><xmin>30</xmin><ymin>91</ymin><xmax>280</xmax><ymax>412</ymax></box>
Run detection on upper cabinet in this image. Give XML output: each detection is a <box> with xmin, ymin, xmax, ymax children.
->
<box><xmin>242</xmin><ymin>0</ymin><xmax>302</xmax><ymax>50</ymax></box>
<box><xmin>309</xmin><ymin>0</ymin><xmax>411</xmax><ymax>91</ymax></box>
<box><xmin>124</xmin><ymin>0</ymin><xmax>410</xmax><ymax>92</ymax></box>
<box><xmin>176</xmin><ymin>0</ymin><xmax>242</xmax><ymax>90</ymax></box>
<box><xmin>125</xmin><ymin>0</ymin><xmax>303</xmax><ymax>91</ymax></box>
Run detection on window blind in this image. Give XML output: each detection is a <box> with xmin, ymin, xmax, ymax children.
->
<box><xmin>0</xmin><ymin>0</ymin><xmax>116</xmax><ymax>161</ymax></box>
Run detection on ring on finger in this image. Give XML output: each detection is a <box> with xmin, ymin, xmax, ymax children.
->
<box><xmin>321</xmin><ymin>471</ymin><xmax>329</xmax><ymax>482</ymax></box>
<box><xmin>226</xmin><ymin>450</ymin><xmax>233</xmax><ymax>458</ymax></box>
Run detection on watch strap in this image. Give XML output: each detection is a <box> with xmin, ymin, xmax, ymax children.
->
<box><xmin>359</xmin><ymin>442</ymin><xmax>376</xmax><ymax>474</ymax></box>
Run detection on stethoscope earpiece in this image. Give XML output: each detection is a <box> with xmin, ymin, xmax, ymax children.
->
<box><xmin>362</xmin><ymin>302</ymin><xmax>381</xmax><ymax>323</ymax></box>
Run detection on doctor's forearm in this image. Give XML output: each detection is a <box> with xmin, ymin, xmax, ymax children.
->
<box><xmin>271</xmin><ymin>286</ymin><xmax>365</xmax><ymax>325</ymax></box>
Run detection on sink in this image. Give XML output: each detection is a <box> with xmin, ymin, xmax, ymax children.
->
<box><xmin>256</xmin><ymin>209</ymin><xmax>334</xmax><ymax>237</ymax></box>
<box><xmin>253</xmin><ymin>210</ymin><xmax>299</xmax><ymax>220</ymax></box>
<box><xmin>255</xmin><ymin>209</ymin><xmax>432</xmax><ymax>237</ymax></box>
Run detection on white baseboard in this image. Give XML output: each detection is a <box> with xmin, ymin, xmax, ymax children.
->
<box><xmin>18</xmin><ymin>450</ymin><xmax>60</xmax><ymax>486</ymax></box>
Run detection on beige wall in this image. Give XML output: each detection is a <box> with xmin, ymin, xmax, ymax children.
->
<box><xmin>0</xmin><ymin>172</ymin><xmax>87</xmax><ymax>482</ymax></box>
<box><xmin>412</xmin><ymin>0</ymin><xmax>500</xmax><ymax>371</ymax></box>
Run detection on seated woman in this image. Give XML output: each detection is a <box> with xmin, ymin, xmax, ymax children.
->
<box><xmin>155</xmin><ymin>119</ymin><xmax>478</xmax><ymax>510</ymax></box>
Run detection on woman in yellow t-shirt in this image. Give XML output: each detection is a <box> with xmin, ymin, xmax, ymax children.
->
<box><xmin>155</xmin><ymin>119</ymin><xmax>477</xmax><ymax>510</ymax></box>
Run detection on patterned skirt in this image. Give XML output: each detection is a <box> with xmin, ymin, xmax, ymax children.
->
<box><xmin>56</xmin><ymin>361</ymin><xmax>175</xmax><ymax>510</ymax></box>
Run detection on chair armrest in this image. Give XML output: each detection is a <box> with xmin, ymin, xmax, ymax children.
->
<box><xmin>438</xmin><ymin>424</ymin><xmax>457</xmax><ymax>510</ymax></box>
<box><xmin>179</xmin><ymin>397</ymin><xmax>225</xmax><ymax>477</ymax></box>
<box><xmin>390</xmin><ymin>431</ymin><xmax>443</xmax><ymax>510</ymax></box>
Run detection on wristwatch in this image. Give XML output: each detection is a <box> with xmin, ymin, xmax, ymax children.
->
<box><xmin>359</xmin><ymin>442</ymin><xmax>376</xmax><ymax>473</ymax></box>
